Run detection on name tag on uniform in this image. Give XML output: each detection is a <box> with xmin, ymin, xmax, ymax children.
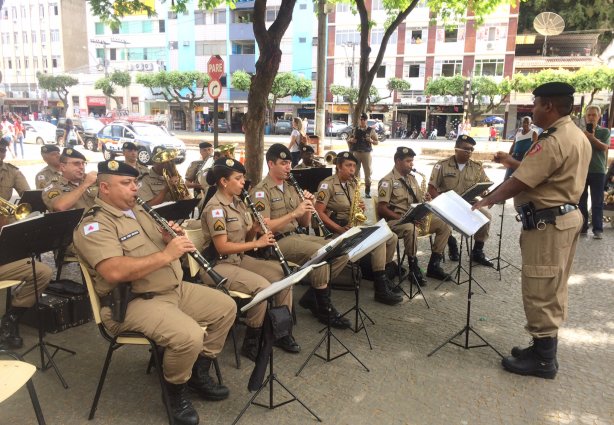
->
<box><xmin>119</xmin><ymin>230</ymin><xmax>140</xmax><ymax>241</ymax></box>
<box><xmin>335</xmin><ymin>191</ymin><xmax>344</xmax><ymax>195</ymax></box>
<box><xmin>271</xmin><ymin>197</ymin><xmax>282</xmax><ymax>203</ymax></box>
<box><xmin>444</xmin><ymin>172</ymin><xmax>457</xmax><ymax>177</ymax></box>
<box><xmin>392</xmin><ymin>182</ymin><xmax>400</xmax><ymax>188</ymax></box>
<box><xmin>226</xmin><ymin>217</ymin><xmax>238</xmax><ymax>222</ymax></box>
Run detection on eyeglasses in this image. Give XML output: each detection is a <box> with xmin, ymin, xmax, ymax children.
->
<box><xmin>454</xmin><ymin>147</ymin><xmax>474</xmax><ymax>154</ymax></box>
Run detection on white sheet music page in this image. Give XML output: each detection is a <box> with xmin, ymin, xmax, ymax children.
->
<box><xmin>428</xmin><ymin>191</ymin><xmax>489</xmax><ymax>237</ymax></box>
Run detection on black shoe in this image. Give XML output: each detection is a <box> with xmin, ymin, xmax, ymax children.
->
<box><xmin>374</xmin><ymin>277</ymin><xmax>403</xmax><ymax>305</ymax></box>
<box><xmin>187</xmin><ymin>356</ymin><xmax>230</xmax><ymax>400</ymax></box>
<box><xmin>447</xmin><ymin>236</ymin><xmax>460</xmax><ymax>262</ymax></box>
<box><xmin>511</xmin><ymin>340</ymin><xmax>559</xmax><ymax>370</ymax></box>
<box><xmin>314</xmin><ymin>288</ymin><xmax>351</xmax><ymax>329</ymax></box>
<box><xmin>386</xmin><ymin>280</ymin><xmax>403</xmax><ymax>294</ymax></box>
<box><xmin>240</xmin><ymin>326</ymin><xmax>262</xmax><ymax>362</ymax></box>
<box><xmin>274</xmin><ymin>335</ymin><xmax>301</xmax><ymax>353</ymax></box>
<box><xmin>426</xmin><ymin>253</ymin><xmax>451</xmax><ymax>281</ymax></box>
<box><xmin>0</xmin><ymin>312</ymin><xmax>23</xmax><ymax>349</ymax></box>
<box><xmin>298</xmin><ymin>287</ymin><xmax>318</xmax><ymax>316</ymax></box>
<box><xmin>471</xmin><ymin>250</ymin><xmax>494</xmax><ymax>267</ymax></box>
<box><xmin>502</xmin><ymin>337</ymin><xmax>558</xmax><ymax>379</ymax></box>
<box><xmin>165</xmin><ymin>382</ymin><xmax>199</xmax><ymax>425</ymax></box>
<box><xmin>364</xmin><ymin>191</ymin><xmax>371</xmax><ymax>199</ymax></box>
<box><xmin>408</xmin><ymin>257</ymin><xmax>427</xmax><ymax>286</ymax></box>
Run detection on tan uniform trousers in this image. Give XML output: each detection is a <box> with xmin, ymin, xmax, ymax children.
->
<box><xmin>391</xmin><ymin>215</ymin><xmax>450</xmax><ymax>257</ymax></box>
<box><xmin>101</xmin><ymin>281</ymin><xmax>236</xmax><ymax>385</ymax></box>
<box><xmin>475</xmin><ymin>207</ymin><xmax>491</xmax><ymax>242</ymax></box>
<box><xmin>352</xmin><ymin>151</ymin><xmax>372</xmax><ymax>191</ymax></box>
<box><xmin>370</xmin><ymin>233</ymin><xmax>398</xmax><ymax>271</ymax></box>
<box><xmin>277</xmin><ymin>234</ymin><xmax>348</xmax><ymax>289</ymax></box>
<box><xmin>519</xmin><ymin>209</ymin><xmax>582</xmax><ymax>338</ymax></box>
<box><xmin>0</xmin><ymin>259</ymin><xmax>52</xmax><ymax>308</ymax></box>
<box><xmin>201</xmin><ymin>256</ymin><xmax>292</xmax><ymax>329</ymax></box>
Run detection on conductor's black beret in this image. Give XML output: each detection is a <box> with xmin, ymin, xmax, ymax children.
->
<box><xmin>532</xmin><ymin>82</ymin><xmax>575</xmax><ymax>98</ymax></box>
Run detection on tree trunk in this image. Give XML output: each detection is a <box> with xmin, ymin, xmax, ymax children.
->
<box><xmin>182</xmin><ymin>103</ymin><xmax>192</xmax><ymax>131</ymax></box>
<box><xmin>113</xmin><ymin>96</ymin><xmax>123</xmax><ymax>109</ymax></box>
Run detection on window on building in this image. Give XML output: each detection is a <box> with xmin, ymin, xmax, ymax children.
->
<box><xmin>13</xmin><ymin>32</ymin><xmax>18</xmax><ymax>43</ymax></box>
<box><xmin>194</xmin><ymin>10</ymin><xmax>205</xmax><ymax>25</ymax></box>
<box><xmin>266</xmin><ymin>7</ymin><xmax>279</xmax><ymax>21</ymax></box>
<box><xmin>50</xmin><ymin>30</ymin><xmax>59</xmax><ymax>42</ymax></box>
<box><xmin>444</xmin><ymin>28</ymin><xmax>458</xmax><ymax>42</ymax></box>
<box><xmin>96</xmin><ymin>48</ymin><xmax>105</xmax><ymax>60</ymax></box>
<box><xmin>20</xmin><ymin>6</ymin><xmax>26</xmax><ymax>18</ymax></box>
<box><xmin>195</xmin><ymin>41</ymin><xmax>226</xmax><ymax>56</ymax></box>
<box><xmin>31</xmin><ymin>31</ymin><xmax>36</xmax><ymax>43</ymax></box>
<box><xmin>159</xmin><ymin>20</ymin><xmax>165</xmax><ymax>32</ymax></box>
<box><xmin>234</xmin><ymin>10</ymin><xmax>253</xmax><ymax>23</ymax></box>
<box><xmin>214</xmin><ymin>10</ymin><xmax>226</xmax><ymax>24</ymax></box>
<box><xmin>435</xmin><ymin>59</ymin><xmax>462</xmax><ymax>77</ymax></box>
<box><xmin>42</xmin><ymin>57</ymin><xmax>48</xmax><ymax>68</ymax></box>
<box><xmin>474</xmin><ymin>59</ymin><xmax>504</xmax><ymax>77</ymax></box>
<box><xmin>11</xmin><ymin>7</ymin><xmax>16</xmax><ymax>20</ymax></box>
<box><xmin>335</xmin><ymin>29</ymin><xmax>360</xmax><ymax>45</ymax></box>
<box><xmin>16</xmin><ymin>58</ymin><xmax>20</xmax><ymax>69</ymax></box>
<box><xmin>405</xmin><ymin>63</ymin><xmax>423</xmax><ymax>78</ymax></box>
<box><xmin>232</xmin><ymin>42</ymin><xmax>255</xmax><ymax>55</ymax></box>
<box><xmin>337</xmin><ymin>3</ymin><xmax>349</xmax><ymax>12</ymax></box>
<box><xmin>24</xmin><ymin>58</ymin><xmax>29</xmax><ymax>69</ymax></box>
<box><xmin>371</xmin><ymin>28</ymin><xmax>397</xmax><ymax>45</ymax></box>
<box><xmin>52</xmin><ymin>57</ymin><xmax>58</xmax><ymax>68</ymax></box>
<box><xmin>168</xmin><ymin>11</ymin><xmax>177</xmax><ymax>19</ymax></box>
<box><xmin>410</xmin><ymin>29</ymin><xmax>424</xmax><ymax>44</ymax></box>
<box><xmin>39</xmin><ymin>4</ymin><xmax>44</xmax><ymax>18</ymax></box>
<box><xmin>22</xmin><ymin>31</ymin><xmax>27</xmax><ymax>43</ymax></box>
<box><xmin>33</xmin><ymin>57</ymin><xmax>38</xmax><ymax>68</ymax></box>
<box><xmin>40</xmin><ymin>31</ymin><xmax>46</xmax><ymax>43</ymax></box>
<box><xmin>488</xmin><ymin>27</ymin><xmax>496</xmax><ymax>41</ymax></box>
<box><xmin>1</xmin><ymin>9</ymin><xmax>8</xmax><ymax>19</ymax></box>
<box><xmin>1</xmin><ymin>33</ymin><xmax>9</xmax><ymax>44</ymax></box>
<box><xmin>169</xmin><ymin>41</ymin><xmax>178</xmax><ymax>50</ymax></box>
<box><xmin>95</xmin><ymin>22</ymin><xmax>105</xmax><ymax>35</ymax></box>
<box><xmin>7</xmin><ymin>59</ymin><xmax>12</xmax><ymax>69</ymax></box>
<box><xmin>346</xmin><ymin>65</ymin><xmax>353</xmax><ymax>78</ymax></box>
<box><xmin>299</xmin><ymin>37</ymin><xmax>306</xmax><ymax>43</ymax></box>
<box><xmin>299</xmin><ymin>3</ymin><xmax>307</xmax><ymax>9</ymax></box>
<box><xmin>376</xmin><ymin>65</ymin><xmax>386</xmax><ymax>78</ymax></box>
<box><xmin>110</xmin><ymin>48</ymin><xmax>117</xmax><ymax>60</ymax></box>
<box><xmin>311</xmin><ymin>72</ymin><xmax>317</xmax><ymax>81</ymax></box>
<box><xmin>49</xmin><ymin>4</ymin><xmax>58</xmax><ymax>16</ymax></box>
<box><xmin>372</xmin><ymin>0</ymin><xmax>384</xmax><ymax>10</ymax></box>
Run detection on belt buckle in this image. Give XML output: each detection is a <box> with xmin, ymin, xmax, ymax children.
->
<box><xmin>536</xmin><ymin>219</ymin><xmax>547</xmax><ymax>230</ymax></box>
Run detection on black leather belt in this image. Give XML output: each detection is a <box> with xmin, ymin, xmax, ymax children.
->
<box><xmin>275</xmin><ymin>231</ymin><xmax>297</xmax><ymax>241</ymax></box>
<box><xmin>534</xmin><ymin>204</ymin><xmax>578</xmax><ymax>221</ymax></box>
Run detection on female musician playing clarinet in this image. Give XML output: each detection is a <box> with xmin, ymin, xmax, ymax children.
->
<box><xmin>200</xmin><ymin>158</ymin><xmax>300</xmax><ymax>361</ymax></box>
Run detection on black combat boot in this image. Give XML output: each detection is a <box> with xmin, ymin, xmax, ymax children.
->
<box><xmin>240</xmin><ymin>326</ymin><xmax>262</xmax><ymax>362</ymax></box>
<box><xmin>447</xmin><ymin>236</ymin><xmax>460</xmax><ymax>262</ymax></box>
<box><xmin>0</xmin><ymin>307</ymin><xmax>27</xmax><ymax>349</ymax></box>
<box><xmin>165</xmin><ymin>382</ymin><xmax>199</xmax><ymax>425</ymax></box>
<box><xmin>314</xmin><ymin>288</ymin><xmax>351</xmax><ymax>329</ymax></box>
<box><xmin>408</xmin><ymin>256</ymin><xmax>427</xmax><ymax>286</ymax></box>
<box><xmin>298</xmin><ymin>287</ymin><xmax>318</xmax><ymax>316</ymax></box>
<box><xmin>273</xmin><ymin>334</ymin><xmax>301</xmax><ymax>353</ymax></box>
<box><xmin>471</xmin><ymin>241</ymin><xmax>494</xmax><ymax>267</ymax></box>
<box><xmin>364</xmin><ymin>187</ymin><xmax>371</xmax><ymax>199</ymax></box>
<box><xmin>502</xmin><ymin>337</ymin><xmax>558</xmax><ymax>379</ymax></box>
<box><xmin>511</xmin><ymin>338</ymin><xmax>559</xmax><ymax>370</ymax></box>
<box><xmin>426</xmin><ymin>253</ymin><xmax>451</xmax><ymax>281</ymax></box>
<box><xmin>187</xmin><ymin>356</ymin><xmax>230</xmax><ymax>400</ymax></box>
<box><xmin>373</xmin><ymin>272</ymin><xmax>403</xmax><ymax>305</ymax></box>
<box><xmin>384</xmin><ymin>262</ymin><xmax>404</xmax><ymax>293</ymax></box>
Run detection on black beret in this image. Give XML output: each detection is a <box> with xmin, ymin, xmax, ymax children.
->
<box><xmin>301</xmin><ymin>145</ymin><xmax>315</xmax><ymax>153</ymax></box>
<box><xmin>394</xmin><ymin>147</ymin><xmax>417</xmax><ymax>159</ymax></box>
<box><xmin>532</xmin><ymin>82</ymin><xmax>575</xmax><ymax>98</ymax></box>
<box><xmin>61</xmin><ymin>147</ymin><xmax>86</xmax><ymax>161</ymax></box>
<box><xmin>266</xmin><ymin>143</ymin><xmax>292</xmax><ymax>161</ymax></box>
<box><xmin>335</xmin><ymin>151</ymin><xmax>357</xmax><ymax>164</ymax></box>
<box><xmin>456</xmin><ymin>135</ymin><xmax>476</xmax><ymax>146</ymax></box>
<box><xmin>122</xmin><ymin>141</ymin><xmax>138</xmax><ymax>150</ymax></box>
<box><xmin>98</xmin><ymin>160</ymin><xmax>139</xmax><ymax>178</ymax></box>
<box><xmin>41</xmin><ymin>145</ymin><xmax>60</xmax><ymax>154</ymax></box>
<box><xmin>206</xmin><ymin>157</ymin><xmax>246</xmax><ymax>186</ymax></box>
<box><xmin>199</xmin><ymin>142</ymin><xmax>213</xmax><ymax>149</ymax></box>
<box><xmin>360</xmin><ymin>113</ymin><xmax>368</xmax><ymax>120</ymax></box>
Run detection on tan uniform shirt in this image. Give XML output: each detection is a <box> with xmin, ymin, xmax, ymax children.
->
<box><xmin>429</xmin><ymin>156</ymin><xmax>488</xmax><ymax>195</ymax></box>
<box><xmin>138</xmin><ymin>168</ymin><xmax>173</xmax><ymax>203</ymax></box>
<box><xmin>42</xmin><ymin>176</ymin><xmax>97</xmax><ymax>212</ymax></box>
<box><xmin>35</xmin><ymin>165</ymin><xmax>62</xmax><ymax>189</ymax></box>
<box><xmin>378</xmin><ymin>167</ymin><xmax>423</xmax><ymax>215</ymax></box>
<box><xmin>0</xmin><ymin>162</ymin><xmax>30</xmax><ymax>200</ymax></box>
<box><xmin>74</xmin><ymin>198</ymin><xmax>183</xmax><ymax>296</ymax></box>
<box><xmin>124</xmin><ymin>162</ymin><xmax>149</xmax><ymax>181</ymax></box>
<box><xmin>250</xmin><ymin>175</ymin><xmax>300</xmax><ymax>234</ymax></box>
<box><xmin>316</xmin><ymin>174</ymin><xmax>356</xmax><ymax>224</ymax></box>
<box><xmin>185</xmin><ymin>160</ymin><xmax>205</xmax><ymax>182</ymax></box>
<box><xmin>201</xmin><ymin>191</ymin><xmax>253</xmax><ymax>266</ymax></box>
<box><xmin>513</xmin><ymin>115</ymin><xmax>591</xmax><ymax>209</ymax></box>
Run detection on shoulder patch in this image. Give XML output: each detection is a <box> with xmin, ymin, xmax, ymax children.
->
<box><xmin>47</xmin><ymin>190</ymin><xmax>60</xmax><ymax>200</ymax></box>
<box><xmin>37</xmin><ymin>174</ymin><xmax>46</xmax><ymax>181</ymax></box>
<box><xmin>379</xmin><ymin>189</ymin><xmax>387</xmax><ymax>197</ymax></box>
<box><xmin>255</xmin><ymin>201</ymin><xmax>265</xmax><ymax>212</ymax></box>
<box><xmin>527</xmin><ymin>143</ymin><xmax>542</xmax><ymax>156</ymax></box>
<box><xmin>317</xmin><ymin>191</ymin><xmax>326</xmax><ymax>201</ymax></box>
<box><xmin>255</xmin><ymin>191</ymin><xmax>265</xmax><ymax>198</ymax></box>
<box><xmin>380</xmin><ymin>181</ymin><xmax>389</xmax><ymax>188</ymax></box>
<box><xmin>211</xmin><ymin>208</ymin><xmax>224</xmax><ymax>218</ymax></box>
<box><xmin>319</xmin><ymin>183</ymin><xmax>329</xmax><ymax>190</ymax></box>
<box><xmin>83</xmin><ymin>222</ymin><xmax>100</xmax><ymax>235</ymax></box>
<box><xmin>213</xmin><ymin>219</ymin><xmax>225</xmax><ymax>231</ymax></box>
<box><xmin>434</xmin><ymin>163</ymin><xmax>441</xmax><ymax>170</ymax></box>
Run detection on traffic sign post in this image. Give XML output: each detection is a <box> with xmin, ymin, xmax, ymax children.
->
<box><xmin>207</xmin><ymin>56</ymin><xmax>224</xmax><ymax>148</ymax></box>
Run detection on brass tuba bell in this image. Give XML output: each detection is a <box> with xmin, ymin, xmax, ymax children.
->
<box><xmin>324</xmin><ymin>151</ymin><xmax>337</xmax><ymax>165</ymax></box>
<box><xmin>0</xmin><ymin>197</ymin><xmax>31</xmax><ymax>220</ymax></box>
<box><xmin>152</xmin><ymin>149</ymin><xmax>192</xmax><ymax>201</ymax></box>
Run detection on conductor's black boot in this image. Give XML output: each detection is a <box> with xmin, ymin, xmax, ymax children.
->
<box><xmin>373</xmin><ymin>272</ymin><xmax>403</xmax><ymax>305</ymax></box>
<box><xmin>471</xmin><ymin>241</ymin><xmax>494</xmax><ymax>267</ymax></box>
<box><xmin>426</xmin><ymin>253</ymin><xmax>451</xmax><ymax>281</ymax></box>
<box><xmin>240</xmin><ymin>326</ymin><xmax>262</xmax><ymax>362</ymax></box>
<box><xmin>502</xmin><ymin>337</ymin><xmax>558</xmax><ymax>379</ymax></box>
<box><xmin>447</xmin><ymin>236</ymin><xmax>460</xmax><ymax>262</ymax></box>
<box><xmin>165</xmin><ymin>382</ymin><xmax>199</xmax><ymax>425</ymax></box>
<box><xmin>0</xmin><ymin>307</ymin><xmax>27</xmax><ymax>349</ymax></box>
<box><xmin>298</xmin><ymin>287</ymin><xmax>318</xmax><ymax>316</ymax></box>
<box><xmin>408</xmin><ymin>257</ymin><xmax>427</xmax><ymax>286</ymax></box>
<box><xmin>187</xmin><ymin>356</ymin><xmax>230</xmax><ymax>400</ymax></box>
<box><xmin>511</xmin><ymin>338</ymin><xmax>559</xmax><ymax>370</ymax></box>
<box><xmin>314</xmin><ymin>288</ymin><xmax>351</xmax><ymax>329</ymax></box>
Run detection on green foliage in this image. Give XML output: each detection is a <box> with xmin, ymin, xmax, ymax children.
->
<box><xmin>330</xmin><ymin>84</ymin><xmax>380</xmax><ymax>104</ymax></box>
<box><xmin>230</xmin><ymin>70</ymin><xmax>251</xmax><ymax>92</ymax></box>
<box><xmin>36</xmin><ymin>73</ymin><xmax>78</xmax><ymax>93</ymax></box>
<box><xmin>136</xmin><ymin>70</ymin><xmax>210</xmax><ymax>101</ymax></box>
<box><xmin>94</xmin><ymin>70</ymin><xmax>131</xmax><ymax>98</ymax></box>
<box><xmin>231</xmin><ymin>71</ymin><xmax>312</xmax><ymax>100</ymax></box>
<box><xmin>386</xmin><ymin>77</ymin><xmax>411</xmax><ymax>92</ymax></box>
<box><xmin>424</xmin><ymin>75</ymin><xmax>465</xmax><ymax>96</ymax></box>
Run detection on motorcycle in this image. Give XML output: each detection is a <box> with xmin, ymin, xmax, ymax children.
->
<box><xmin>446</xmin><ymin>130</ymin><xmax>457</xmax><ymax>140</ymax></box>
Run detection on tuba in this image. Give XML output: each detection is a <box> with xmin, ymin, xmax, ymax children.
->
<box><xmin>152</xmin><ymin>149</ymin><xmax>192</xmax><ymax>201</ymax></box>
<box><xmin>218</xmin><ymin>143</ymin><xmax>237</xmax><ymax>159</ymax></box>
<box><xmin>0</xmin><ymin>197</ymin><xmax>31</xmax><ymax>220</ymax></box>
<box><xmin>348</xmin><ymin>177</ymin><xmax>367</xmax><ymax>227</ymax></box>
<box><xmin>324</xmin><ymin>151</ymin><xmax>337</xmax><ymax>165</ymax></box>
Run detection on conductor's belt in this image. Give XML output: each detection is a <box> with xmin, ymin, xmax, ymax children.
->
<box><xmin>533</xmin><ymin>204</ymin><xmax>578</xmax><ymax>224</ymax></box>
<box><xmin>274</xmin><ymin>231</ymin><xmax>297</xmax><ymax>241</ymax></box>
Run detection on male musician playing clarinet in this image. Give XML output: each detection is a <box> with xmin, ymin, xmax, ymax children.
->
<box><xmin>377</xmin><ymin>147</ymin><xmax>452</xmax><ymax>285</ymax></box>
<box><xmin>314</xmin><ymin>151</ymin><xmax>402</xmax><ymax>305</ymax></box>
<box><xmin>250</xmin><ymin>143</ymin><xmax>351</xmax><ymax>329</ymax></box>
<box><xmin>75</xmin><ymin>160</ymin><xmax>235</xmax><ymax>425</ymax></box>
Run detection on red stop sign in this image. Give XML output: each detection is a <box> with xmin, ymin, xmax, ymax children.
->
<box><xmin>207</xmin><ymin>55</ymin><xmax>224</xmax><ymax>81</ymax></box>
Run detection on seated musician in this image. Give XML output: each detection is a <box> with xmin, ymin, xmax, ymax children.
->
<box><xmin>250</xmin><ymin>144</ymin><xmax>351</xmax><ymax>329</ymax></box>
<box><xmin>137</xmin><ymin>147</ymin><xmax>179</xmax><ymax>206</ymax></box>
<box><xmin>121</xmin><ymin>141</ymin><xmax>149</xmax><ymax>180</ymax></box>
<box><xmin>35</xmin><ymin>145</ymin><xmax>62</xmax><ymax>189</ymax></box>
<box><xmin>428</xmin><ymin>135</ymin><xmax>494</xmax><ymax>266</ymax></box>
<box><xmin>314</xmin><ymin>151</ymin><xmax>402</xmax><ymax>305</ymax></box>
<box><xmin>293</xmin><ymin>145</ymin><xmax>324</xmax><ymax>169</ymax></box>
<box><xmin>200</xmin><ymin>157</ymin><xmax>299</xmax><ymax>361</ymax></box>
<box><xmin>185</xmin><ymin>142</ymin><xmax>214</xmax><ymax>198</ymax></box>
<box><xmin>74</xmin><ymin>160</ymin><xmax>235</xmax><ymax>425</ymax></box>
<box><xmin>42</xmin><ymin>148</ymin><xmax>97</xmax><ymax>212</ymax></box>
<box><xmin>377</xmin><ymin>147</ymin><xmax>452</xmax><ymax>285</ymax></box>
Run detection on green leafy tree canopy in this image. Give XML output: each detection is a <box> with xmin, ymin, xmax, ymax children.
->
<box><xmin>36</xmin><ymin>72</ymin><xmax>79</xmax><ymax>116</ymax></box>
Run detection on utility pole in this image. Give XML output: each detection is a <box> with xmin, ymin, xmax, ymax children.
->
<box><xmin>91</xmin><ymin>39</ymin><xmax>110</xmax><ymax>111</ymax></box>
<box><xmin>111</xmin><ymin>37</ymin><xmax>131</xmax><ymax>111</ymax></box>
<box><xmin>315</xmin><ymin>0</ymin><xmax>327</xmax><ymax>146</ymax></box>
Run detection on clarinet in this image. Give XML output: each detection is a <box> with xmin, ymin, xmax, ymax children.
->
<box><xmin>241</xmin><ymin>190</ymin><xmax>292</xmax><ymax>276</ymax></box>
<box><xmin>135</xmin><ymin>197</ymin><xmax>228</xmax><ymax>288</ymax></box>
<box><xmin>287</xmin><ymin>172</ymin><xmax>333</xmax><ymax>239</ymax></box>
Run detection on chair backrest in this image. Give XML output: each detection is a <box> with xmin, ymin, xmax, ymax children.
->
<box><xmin>0</xmin><ymin>360</ymin><xmax>36</xmax><ymax>404</ymax></box>
<box><xmin>78</xmin><ymin>260</ymin><xmax>103</xmax><ymax>326</ymax></box>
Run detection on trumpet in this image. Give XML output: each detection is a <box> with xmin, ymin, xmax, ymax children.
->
<box><xmin>0</xmin><ymin>197</ymin><xmax>31</xmax><ymax>220</ymax></box>
<box><xmin>153</xmin><ymin>149</ymin><xmax>192</xmax><ymax>201</ymax></box>
<box><xmin>287</xmin><ymin>172</ymin><xmax>333</xmax><ymax>239</ymax></box>
<box><xmin>136</xmin><ymin>197</ymin><xmax>228</xmax><ymax>288</ymax></box>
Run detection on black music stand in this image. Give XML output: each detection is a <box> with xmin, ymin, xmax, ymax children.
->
<box><xmin>18</xmin><ymin>190</ymin><xmax>46</xmax><ymax>214</ymax></box>
<box><xmin>0</xmin><ymin>209</ymin><xmax>83</xmax><ymax>388</ymax></box>
<box><xmin>290</xmin><ymin>168</ymin><xmax>332</xmax><ymax>194</ymax></box>
<box><xmin>491</xmin><ymin>202</ymin><xmax>521</xmax><ymax>280</ymax></box>
<box><xmin>153</xmin><ymin>198</ymin><xmax>200</xmax><ymax>222</ymax></box>
<box><xmin>233</xmin><ymin>267</ymin><xmax>320</xmax><ymax>424</ymax></box>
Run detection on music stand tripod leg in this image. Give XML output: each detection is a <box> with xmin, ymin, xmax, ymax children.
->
<box><xmin>493</xmin><ymin>203</ymin><xmax>521</xmax><ymax>280</ymax></box>
<box><xmin>339</xmin><ymin>262</ymin><xmax>374</xmax><ymax>349</ymax></box>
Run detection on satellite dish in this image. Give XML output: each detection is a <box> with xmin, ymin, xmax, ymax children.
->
<box><xmin>533</xmin><ymin>12</ymin><xmax>565</xmax><ymax>56</ymax></box>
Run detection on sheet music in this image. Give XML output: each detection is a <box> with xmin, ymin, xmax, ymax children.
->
<box><xmin>428</xmin><ymin>190</ymin><xmax>489</xmax><ymax>237</ymax></box>
<box><xmin>300</xmin><ymin>226</ymin><xmax>362</xmax><ymax>269</ymax></box>
<box><xmin>347</xmin><ymin>219</ymin><xmax>394</xmax><ymax>263</ymax></box>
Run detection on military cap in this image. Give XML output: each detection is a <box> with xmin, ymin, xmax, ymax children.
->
<box><xmin>122</xmin><ymin>141</ymin><xmax>138</xmax><ymax>150</ymax></box>
<box><xmin>266</xmin><ymin>143</ymin><xmax>292</xmax><ymax>162</ymax></box>
<box><xmin>335</xmin><ymin>151</ymin><xmax>358</xmax><ymax>164</ymax></box>
<box><xmin>199</xmin><ymin>142</ymin><xmax>213</xmax><ymax>149</ymax></box>
<box><xmin>206</xmin><ymin>157</ymin><xmax>246</xmax><ymax>185</ymax></box>
<box><xmin>41</xmin><ymin>145</ymin><xmax>60</xmax><ymax>154</ymax></box>
<box><xmin>456</xmin><ymin>135</ymin><xmax>476</xmax><ymax>146</ymax></box>
<box><xmin>360</xmin><ymin>112</ymin><xmax>369</xmax><ymax>120</ymax></box>
<box><xmin>97</xmin><ymin>160</ymin><xmax>139</xmax><ymax>178</ymax></box>
<box><xmin>301</xmin><ymin>145</ymin><xmax>315</xmax><ymax>154</ymax></box>
<box><xmin>61</xmin><ymin>147</ymin><xmax>87</xmax><ymax>161</ymax></box>
<box><xmin>532</xmin><ymin>82</ymin><xmax>575</xmax><ymax>98</ymax></box>
<box><xmin>394</xmin><ymin>146</ymin><xmax>417</xmax><ymax>160</ymax></box>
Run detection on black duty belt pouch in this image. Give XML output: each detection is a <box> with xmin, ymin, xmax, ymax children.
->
<box><xmin>515</xmin><ymin>202</ymin><xmax>537</xmax><ymax>230</ymax></box>
<box><xmin>268</xmin><ymin>306</ymin><xmax>292</xmax><ymax>340</ymax></box>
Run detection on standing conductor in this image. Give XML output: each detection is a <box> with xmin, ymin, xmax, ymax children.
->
<box><xmin>473</xmin><ymin>82</ymin><xmax>591</xmax><ymax>379</ymax></box>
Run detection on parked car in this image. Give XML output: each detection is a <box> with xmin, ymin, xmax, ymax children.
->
<box><xmin>306</xmin><ymin>119</ymin><xmax>315</xmax><ymax>135</ymax></box>
<box><xmin>208</xmin><ymin>119</ymin><xmax>229</xmax><ymax>133</ymax></box>
<box><xmin>55</xmin><ymin>117</ymin><xmax>103</xmax><ymax>149</ymax></box>
<box><xmin>22</xmin><ymin>121</ymin><xmax>57</xmax><ymax>144</ymax></box>
<box><xmin>327</xmin><ymin>120</ymin><xmax>347</xmax><ymax>137</ymax></box>
<box><xmin>97</xmin><ymin>121</ymin><xmax>187</xmax><ymax>165</ymax></box>
<box><xmin>337</xmin><ymin>119</ymin><xmax>390</xmax><ymax>140</ymax></box>
<box><xmin>274</xmin><ymin>120</ymin><xmax>293</xmax><ymax>135</ymax></box>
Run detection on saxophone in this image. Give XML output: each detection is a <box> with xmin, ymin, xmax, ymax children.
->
<box><xmin>348</xmin><ymin>177</ymin><xmax>367</xmax><ymax>227</ymax></box>
<box><xmin>412</xmin><ymin>169</ymin><xmax>432</xmax><ymax>237</ymax></box>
